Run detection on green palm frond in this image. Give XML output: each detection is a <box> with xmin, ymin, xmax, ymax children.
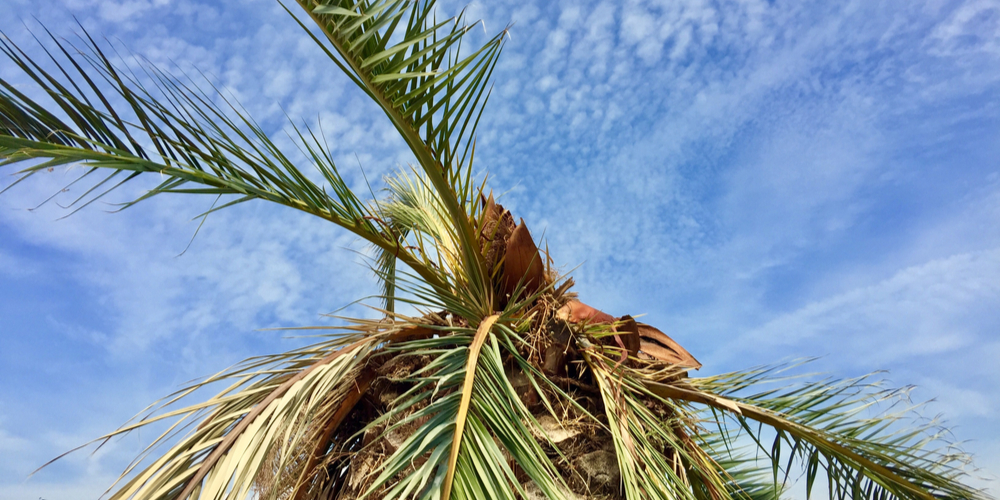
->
<box><xmin>657</xmin><ymin>366</ymin><xmax>984</xmax><ymax>500</ymax></box>
<box><xmin>580</xmin><ymin>335</ymin><xmax>764</xmax><ymax>500</ymax></box>
<box><xmin>291</xmin><ymin>0</ymin><xmax>501</xmax><ymax>205</ymax></box>
<box><xmin>352</xmin><ymin>317</ymin><xmax>566</xmax><ymax>500</ymax></box>
<box><xmin>701</xmin><ymin>441</ymin><xmax>784</xmax><ymax>500</ymax></box>
<box><xmin>290</xmin><ymin>0</ymin><xmax>508</xmax><ymax>313</ymax></box>
<box><xmin>589</xmin><ymin>361</ymin><xmax>702</xmax><ymax>500</ymax></box>
<box><xmin>0</xmin><ymin>29</ymin><xmax>449</xmax><ymax>292</ymax></box>
<box><xmin>371</xmin><ymin>167</ymin><xmax>466</xmax><ymax>312</ymax></box>
<box><xmin>568</xmin><ymin>326</ymin><xmax>985</xmax><ymax>500</ymax></box>
<box><xmin>383</xmin><ymin>169</ymin><xmax>455</xmax><ymax>251</ymax></box>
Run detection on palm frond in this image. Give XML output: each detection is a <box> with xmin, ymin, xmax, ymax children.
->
<box><xmin>350</xmin><ymin>316</ymin><xmax>567</xmax><ymax>500</ymax></box>
<box><xmin>0</xmin><ymin>28</ymin><xmax>452</xmax><ymax>290</ymax></box>
<box><xmin>291</xmin><ymin>0</ymin><xmax>507</xmax><ymax>313</ymax></box>
<box><xmin>291</xmin><ymin>0</ymin><xmax>501</xmax><ymax>206</ymax></box>
<box><xmin>656</xmin><ymin>365</ymin><xmax>988</xmax><ymax>500</ymax></box>
<box><xmin>47</xmin><ymin>320</ymin><xmax>443</xmax><ymax>500</ymax></box>
<box><xmin>581</xmin><ymin>339</ymin><xmax>738</xmax><ymax>500</ymax></box>
<box><xmin>371</xmin><ymin>167</ymin><xmax>459</xmax><ymax>312</ymax></box>
<box><xmin>699</xmin><ymin>441</ymin><xmax>784</xmax><ymax>500</ymax></box>
<box><xmin>567</xmin><ymin>321</ymin><xmax>985</xmax><ymax>500</ymax></box>
<box><xmin>95</xmin><ymin>335</ymin><xmax>370</xmax><ymax>500</ymax></box>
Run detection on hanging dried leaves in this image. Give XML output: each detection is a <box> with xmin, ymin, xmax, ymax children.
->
<box><xmin>556</xmin><ymin>299</ymin><xmax>700</xmax><ymax>369</ymax></box>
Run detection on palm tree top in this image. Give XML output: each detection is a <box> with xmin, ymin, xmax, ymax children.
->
<box><xmin>0</xmin><ymin>1</ymin><xmax>992</xmax><ymax>499</ymax></box>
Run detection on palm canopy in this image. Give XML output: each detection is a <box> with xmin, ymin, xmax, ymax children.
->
<box><xmin>0</xmin><ymin>1</ymin><xmax>988</xmax><ymax>499</ymax></box>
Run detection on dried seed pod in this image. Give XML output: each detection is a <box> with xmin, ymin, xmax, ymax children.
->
<box><xmin>478</xmin><ymin>194</ymin><xmax>515</xmax><ymax>277</ymax></box>
<box><xmin>637</xmin><ymin>323</ymin><xmax>701</xmax><ymax>369</ymax></box>
<box><xmin>501</xmin><ymin>219</ymin><xmax>544</xmax><ymax>300</ymax></box>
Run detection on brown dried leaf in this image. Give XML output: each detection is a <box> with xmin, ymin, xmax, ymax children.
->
<box><xmin>479</xmin><ymin>195</ymin><xmax>514</xmax><ymax>277</ymax></box>
<box><xmin>478</xmin><ymin>192</ymin><xmax>498</xmax><ymax>234</ymax></box>
<box><xmin>637</xmin><ymin>323</ymin><xmax>701</xmax><ymax>369</ymax></box>
<box><xmin>556</xmin><ymin>300</ymin><xmax>616</xmax><ymax>324</ymax></box>
<box><xmin>500</xmin><ymin>219</ymin><xmax>544</xmax><ymax>300</ymax></box>
<box><xmin>615</xmin><ymin>315</ymin><xmax>641</xmax><ymax>357</ymax></box>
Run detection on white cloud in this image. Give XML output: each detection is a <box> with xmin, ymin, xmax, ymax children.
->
<box><xmin>0</xmin><ymin>249</ymin><xmax>39</xmax><ymax>278</ymax></box>
<box><xmin>735</xmin><ymin>248</ymin><xmax>1000</xmax><ymax>366</ymax></box>
<box><xmin>918</xmin><ymin>379</ymin><xmax>995</xmax><ymax>419</ymax></box>
<box><xmin>928</xmin><ymin>0</ymin><xmax>1000</xmax><ymax>57</ymax></box>
<box><xmin>0</xmin><ymin>427</ymin><xmax>30</xmax><ymax>456</ymax></box>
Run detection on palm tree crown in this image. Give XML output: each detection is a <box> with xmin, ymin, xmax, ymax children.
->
<box><xmin>0</xmin><ymin>1</ymin><xmax>989</xmax><ymax>499</ymax></box>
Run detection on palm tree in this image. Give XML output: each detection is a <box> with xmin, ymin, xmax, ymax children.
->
<box><xmin>0</xmin><ymin>1</ymin><xmax>988</xmax><ymax>499</ymax></box>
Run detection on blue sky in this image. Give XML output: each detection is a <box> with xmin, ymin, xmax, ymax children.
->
<box><xmin>1</xmin><ymin>0</ymin><xmax>999</xmax><ymax>497</ymax></box>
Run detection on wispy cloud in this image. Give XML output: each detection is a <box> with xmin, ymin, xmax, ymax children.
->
<box><xmin>735</xmin><ymin>249</ymin><xmax>1000</xmax><ymax>362</ymax></box>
